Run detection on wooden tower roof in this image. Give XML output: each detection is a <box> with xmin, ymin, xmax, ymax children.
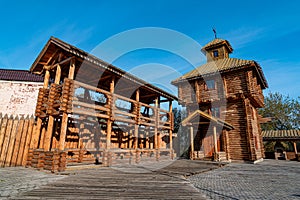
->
<box><xmin>201</xmin><ymin>38</ymin><xmax>233</xmax><ymax>54</ymax></box>
<box><xmin>172</xmin><ymin>38</ymin><xmax>268</xmax><ymax>89</ymax></box>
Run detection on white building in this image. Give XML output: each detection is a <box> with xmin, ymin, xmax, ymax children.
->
<box><xmin>0</xmin><ymin>69</ymin><xmax>44</xmax><ymax>117</ymax></box>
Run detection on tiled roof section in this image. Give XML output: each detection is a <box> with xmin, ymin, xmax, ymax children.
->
<box><xmin>201</xmin><ymin>38</ymin><xmax>233</xmax><ymax>53</ymax></box>
<box><xmin>0</xmin><ymin>69</ymin><xmax>43</xmax><ymax>82</ymax></box>
<box><xmin>172</xmin><ymin>58</ymin><xmax>254</xmax><ymax>83</ymax></box>
<box><xmin>262</xmin><ymin>130</ymin><xmax>300</xmax><ymax>141</ymax></box>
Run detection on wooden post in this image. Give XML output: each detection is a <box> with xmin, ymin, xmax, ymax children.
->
<box><xmin>43</xmin><ymin>69</ymin><xmax>50</xmax><ymax>88</ymax></box>
<box><xmin>154</xmin><ymin>97</ymin><xmax>159</xmax><ymax>149</ymax></box>
<box><xmin>0</xmin><ymin>115</ymin><xmax>14</xmax><ymax>167</ymax></box>
<box><xmin>224</xmin><ymin>130</ymin><xmax>231</xmax><ymax>161</ymax></box>
<box><xmin>22</xmin><ymin>116</ymin><xmax>35</xmax><ymax>166</ymax></box>
<box><xmin>11</xmin><ymin>116</ymin><xmax>25</xmax><ymax>166</ymax></box>
<box><xmin>294</xmin><ymin>142</ymin><xmax>298</xmax><ymax>154</ymax></box>
<box><xmin>106</xmin><ymin>77</ymin><xmax>115</xmax><ymax>149</ymax></box>
<box><xmin>45</xmin><ymin>65</ymin><xmax>61</xmax><ymax>151</ymax></box>
<box><xmin>213</xmin><ymin>125</ymin><xmax>218</xmax><ymax>161</ymax></box>
<box><xmin>129</xmin><ymin>129</ymin><xmax>133</xmax><ymax>148</ymax></box>
<box><xmin>36</xmin><ymin>68</ymin><xmax>50</xmax><ymax>149</ymax></box>
<box><xmin>169</xmin><ymin>100</ymin><xmax>173</xmax><ymax>158</ymax></box>
<box><xmin>190</xmin><ymin>126</ymin><xmax>194</xmax><ymax>160</ymax></box>
<box><xmin>4</xmin><ymin>116</ymin><xmax>19</xmax><ymax>167</ymax></box>
<box><xmin>146</xmin><ymin>128</ymin><xmax>150</xmax><ymax>149</ymax></box>
<box><xmin>59</xmin><ymin>60</ymin><xmax>75</xmax><ymax>150</ymax></box>
<box><xmin>134</xmin><ymin>89</ymin><xmax>139</xmax><ymax>149</ymax></box>
<box><xmin>17</xmin><ymin>116</ymin><xmax>29</xmax><ymax>166</ymax></box>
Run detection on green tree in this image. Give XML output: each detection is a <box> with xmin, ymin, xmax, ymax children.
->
<box><xmin>259</xmin><ymin>92</ymin><xmax>300</xmax><ymax>130</ymax></box>
<box><xmin>172</xmin><ymin>108</ymin><xmax>189</xmax><ymax>157</ymax></box>
<box><xmin>259</xmin><ymin>92</ymin><xmax>300</xmax><ymax>153</ymax></box>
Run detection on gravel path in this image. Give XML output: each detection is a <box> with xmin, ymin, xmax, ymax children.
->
<box><xmin>189</xmin><ymin>159</ymin><xmax>300</xmax><ymax>200</ymax></box>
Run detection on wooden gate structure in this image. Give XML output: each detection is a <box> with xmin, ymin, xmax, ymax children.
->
<box><xmin>181</xmin><ymin>110</ymin><xmax>233</xmax><ymax>161</ymax></box>
<box><xmin>26</xmin><ymin>37</ymin><xmax>176</xmax><ymax>172</ymax></box>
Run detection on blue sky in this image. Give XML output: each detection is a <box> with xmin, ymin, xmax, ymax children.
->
<box><xmin>0</xmin><ymin>0</ymin><xmax>300</xmax><ymax>98</ymax></box>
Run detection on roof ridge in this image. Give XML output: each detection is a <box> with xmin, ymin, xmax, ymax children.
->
<box><xmin>0</xmin><ymin>68</ymin><xmax>31</xmax><ymax>72</ymax></box>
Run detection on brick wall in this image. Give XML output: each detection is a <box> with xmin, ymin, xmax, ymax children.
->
<box><xmin>0</xmin><ymin>80</ymin><xmax>43</xmax><ymax>117</ymax></box>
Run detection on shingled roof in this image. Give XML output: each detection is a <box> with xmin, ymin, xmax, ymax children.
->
<box><xmin>0</xmin><ymin>69</ymin><xmax>43</xmax><ymax>82</ymax></box>
<box><xmin>172</xmin><ymin>58</ymin><xmax>268</xmax><ymax>89</ymax></box>
<box><xmin>262</xmin><ymin>130</ymin><xmax>300</xmax><ymax>141</ymax></box>
<box><xmin>30</xmin><ymin>37</ymin><xmax>177</xmax><ymax>101</ymax></box>
<box><xmin>201</xmin><ymin>38</ymin><xmax>233</xmax><ymax>53</ymax></box>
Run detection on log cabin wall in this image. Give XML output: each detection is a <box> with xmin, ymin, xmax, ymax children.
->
<box><xmin>225</xmin><ymin>100</ymin><xmax>251</xmax><ymax>160</ymax></box>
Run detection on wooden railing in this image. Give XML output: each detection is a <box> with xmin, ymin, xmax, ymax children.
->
<box><xmin>34</xmin><ymin>78</ymin><xmax>173</xmax><ymax>131</ymax></box>
<box><xmin>68</xmin><ymin>79</ymin><xmax>173</xmax><ymax>130</ymax></box>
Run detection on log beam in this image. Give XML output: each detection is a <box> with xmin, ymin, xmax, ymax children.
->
<box><xmin>59</xmin><ymin>59</ymin><xmax>75</xmax><ymax>150</ymax></box>
<box><xmin>106</xmin><ymin>77</ymin><xmax>115</xmax><ymax>149</ymax></box>
<box><xmin>154</xmin><ymin>97</ymin><xmax>159</xmax><ymax>149</ymax></box>
<box><xmin>169</xmin><ymin>100</ymin><xmax>173</xmax><ymax>159</ymax></box>
<box><xmin>213</xmin><ymin>125</ymin><xmax>218</xmax><ymax>161</ymax></box>
<box><xmin>294</xmin><ymin>142</ymin><xmax>298</xmax><ymax>154</ymax></box>
<box><xmin>44</xmin><ymin>65</ymin><xmax>61</xmax><ymax>151</ymax></box>
<box><xmin>36</xmin><ymin>68</ymin><xmax>50</xmax><ymax>149</ymax></box>
<box><xmin>190</xmin><ymin>126</ymin><xmax>194</xmax><ymax>160</ymax></box>
<box><xmin>134</xmin><ymin>89</ymin><xmax>140</xmax><ymax>149</ymax></box>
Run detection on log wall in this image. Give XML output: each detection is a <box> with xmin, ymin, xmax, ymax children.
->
<box><xmin>177</xmin><ymin>67</ymin><xmax>265</xmax><ymax>162</ymax></box>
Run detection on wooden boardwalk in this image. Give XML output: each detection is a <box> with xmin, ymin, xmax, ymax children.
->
<box><xmin>13</xmin><ymin>160</ymin><xmax>221</xmax><ymax>199</ymax></box>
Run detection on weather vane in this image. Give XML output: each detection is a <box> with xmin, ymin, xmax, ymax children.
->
<box><xmin>212</xmin><ymin>27</ymin><xmax>217</xmax><ymax>39</ymax></box>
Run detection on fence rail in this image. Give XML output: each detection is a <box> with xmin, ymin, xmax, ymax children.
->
<box><xmin>0</xmin><ymin>114</ymin><xmax>34</xmax><ymax>167</ymax></box>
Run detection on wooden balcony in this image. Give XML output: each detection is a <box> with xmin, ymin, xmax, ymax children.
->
<box><xmin>35</xmin><ymin>78</ymin><xmax>174</xmax><ymax>131</ymax></box>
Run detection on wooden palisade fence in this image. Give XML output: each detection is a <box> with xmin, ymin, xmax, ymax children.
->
<box><xmin>0</xmin><ymin>114</ymin><xmax>35</xmax><ymax>167</ymax></box>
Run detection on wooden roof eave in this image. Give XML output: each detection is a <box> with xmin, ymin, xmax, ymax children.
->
<box><xmin>172</xmin><ymin>61</ymin><xmax>268</xmax><ymax>90</ymax></box>
<box><xmin>262</xmin><ymin>130</ymin><xmax>300</xmax><ymax>141</ymax></box>
<box><xmin>251</xmin><ymin>61</ymin><xmax>268</xmax><ymax>89</ymax></box>
<box><xmin>29</xmin><ymin>36</ymin><xmax>178</xmax><ymax>101</ymax></box>
<box><xmin>181</xmin><ymin>110</ymin><xmax>234</xmax><ymax>130</ymax></box>
<box><xmin>30</xmin><ymin>39</ymin><xmax>53</xmax><ymax>74</ymax></box>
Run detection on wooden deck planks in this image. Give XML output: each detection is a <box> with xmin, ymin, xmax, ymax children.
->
<box><xmin>14</xmin><ymin>160</ymin><xmax>217</xmax><ymax>199</ymax></box>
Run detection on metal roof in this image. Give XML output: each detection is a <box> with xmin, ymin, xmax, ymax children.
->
<box><xmin>0</xmin><ymin>69</ymin><xmax>43</xmax><ymax>82</ymax></box>
<box><xmin>262</xmin><ymin>130</ymin><xmax>300</xmax><ymax>141</ymax></box>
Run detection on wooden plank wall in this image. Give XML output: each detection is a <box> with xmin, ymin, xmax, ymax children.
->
<box><xmin>0</xmin><ymin>113</ymin><xmax>34</xmax><ymax>167</ymax></box>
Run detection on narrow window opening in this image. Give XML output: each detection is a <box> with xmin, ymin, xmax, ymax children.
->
<box><xmin>206</xmin><ymin>80</ymin><xmax>215</xmax><ymax>90</ymax></box>
<box><xmin>213</xmin><ymin>50</ymin><xmax>219</xmax><ymax>57</ymax></box>
<box><xmin>211</xmin><ymin>107</ymin><xmax>220</xmax><ymax>118</ymax></box>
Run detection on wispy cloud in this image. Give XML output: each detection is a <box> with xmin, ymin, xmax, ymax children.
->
<box><xmin>260</xmin><ymin>59</ymin><xmax>300</xmax><ymax>98</ymax></box>
<box><xmin>222</xmin><ymin>27</ymin><xmax>266</xmax><ymax>49</ymax></box>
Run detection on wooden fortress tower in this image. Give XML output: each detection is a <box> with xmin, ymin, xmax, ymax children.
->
<box><xmin>27</xmin><ymin>37</ymin><xmax>176</xmax><ymax>171</ymax></box>
<box><xmin>172</xmin><ymin>38</ymin><xmax>268</xmax><ymax>162</ymax></box>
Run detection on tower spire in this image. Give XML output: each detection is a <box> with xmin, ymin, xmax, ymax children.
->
<box><xmin>212</xmin><ymin>27</ymin><xmax>217</xmax><ymax>39</ymax></box>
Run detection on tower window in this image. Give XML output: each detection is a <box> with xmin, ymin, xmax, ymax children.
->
<box><xmin>206</xmin><ymin>80</ymin><xmax>215</xmax><ymax>90</ymax></box>
<box><xmin>213</xmin><ymin>50</ymin><xmax>219</xmax><ymax>57</ymax></box>
<box><xmin>211</xmin><ymin>107</ymin><xmax>220</xmax><ymax>118</ymax></box>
